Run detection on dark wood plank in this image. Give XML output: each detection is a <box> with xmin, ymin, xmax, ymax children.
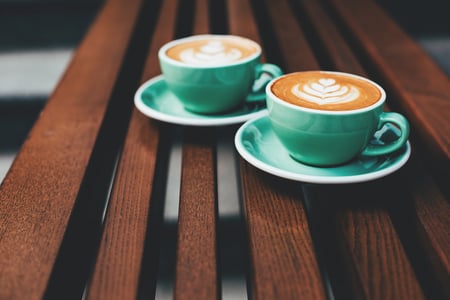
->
<box><xmin>294</xmin><ymin>0</ymin><xmax>366</xmax><ymax>75</ymax></box>
<box><xmin>229</xmin><ymin>0</ymin><xmax>327</xmax><ymax>298</ymax></box>
<box><xmin>193</xmin><ymin>0</ymin><xmax>209</xmax><ymax>34</ymax></box>
<box><xmin>264</xmin><ymin>0</ymin><xmax>318</xmax><ymax>71</ymax></box>
<box><xmin>406</xmin><ymin>157</ymin><xmax>450</xmax><ymax>298</ymax></box>
<box><xmin>227</xmin><ymin>0</ymin><xmax>268</xmax><ymax>66</ymax></box>
<box><xmin>241</xmin><ymin>165</ymin><xmax>327</xmax><ymax>299</ymax></box>
<box><xmin>86</xmin><ymin>114</ymin><xmax>161</xmax><ymax>300</ymax></box>
<box><xmin>176</xmin><ymin>128</ymin><xmax>218</xmax><ymax>300</ymax></box>
<box><xmin>330</xmin><ymin>0</ymin><xmax>450</xmax><ymax>171</ymax></box>
<box><xmin>174</xmin><ymin>1</ymin><xmax>219</xmax><ymax>299</ymax></box>
<box><xmin>334</xmin><ymin>185</ymin><xmax>426</xmax><ymax>299</ymax></box>
<box><xmin>86</xmin><ymin>0</ymin><xmax>179</xmax><ymax>298</ymax></box>
<box><xmin>228</xmin><ymin>0</ymin><xmax>262</xmax><ymax>44</ymax></box>
<box><xmin>0</xmin><ymin>0</ymin><xmax>142</xmax><ymax>299</ymax></box>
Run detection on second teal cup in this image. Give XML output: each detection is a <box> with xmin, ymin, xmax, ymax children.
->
<box><xmin>159</xmin><ymin>34</ymin><xmax>283</xmax><ymax>114</ymax></box>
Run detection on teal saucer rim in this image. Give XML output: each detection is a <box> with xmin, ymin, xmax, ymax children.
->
<box><xmin>134</xmin><ymin>75</ymin><xmax>267</xmax><ymax>126</ymax></box>
<box><xmin>234</xmin><ymin>113</ymin><xmax>411</xmax><ymax>184</ymax></box>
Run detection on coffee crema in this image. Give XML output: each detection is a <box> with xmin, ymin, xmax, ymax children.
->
<box><xmin>271</xmin><ymin>71</ymin><xmax>382</xmax><ymax>111</ymax></box>
<box><xmin>165</xmin><ymin>36</ymin><xmax>259</xmax><ymax>66</ymax></box>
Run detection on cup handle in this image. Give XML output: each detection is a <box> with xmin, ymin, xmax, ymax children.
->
<box><xmin>245</xmin><ymin>63</ymin><xmax>283</xmax><ymax>102</ymax></box>
<box><xmin>361</xmin><ymin>112</ymin><xmax>410</xmax><ymax>156</ymax></box>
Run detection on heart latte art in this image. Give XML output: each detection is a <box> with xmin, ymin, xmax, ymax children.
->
<box><xmin>292</xmin><ymin>78</ymin><xmax>359</xmax><ymax>105</ymax></box>
<box><xmin>165</xmin><ymin>36</ymin><xmax>259</xmax><ymax>66</ymax></box>
<box><xmin>271</xmin><ymin>71</ymin><xmax>382</xmax><ymax>111</ymax></box>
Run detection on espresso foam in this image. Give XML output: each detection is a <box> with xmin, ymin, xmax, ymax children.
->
<box><xmin>166</xmin><ymin>37</ymin><xmax>259</xmax><ymax>66</ymax></box>
<box><xmin>271</xmin><ymin>71</ymin><xmax>381</xmax><ymax>111</ymax></box>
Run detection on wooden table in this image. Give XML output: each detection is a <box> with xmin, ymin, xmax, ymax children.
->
<box><xmin>1</xmin><ymin>0</ymin><xmax>449</xmax><ymax>299</ymax></box>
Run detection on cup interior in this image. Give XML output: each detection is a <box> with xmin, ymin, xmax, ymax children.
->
<box><xmin>159</xmin><ymin>34</ymin><xmax>262</xmax><ymax>68</ymax></box>
<box><xmin>266</xmin><ymin>71</ymin><xmax>386</xmax><ymax>115</ymax></box>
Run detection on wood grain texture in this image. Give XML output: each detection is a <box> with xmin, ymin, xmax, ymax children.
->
<box><xmin>174</xmin><ymin>1</ymin><xmax>219</xmax><ymax>299</ymax></box>
<box><xmin>335</xmin><ymin>185</ymin><xmax>426</xmax><ymax>300</ymax></box>
<box><xmin>175</xmin><ymin>128</ymin><xmax>218</xmax><ymax>300</ymax></box>
<box><xmin>227</xmin><ymin>0</ymin><xmax>266</xmax><ymax>64</ymax></box>
<box><xmin>86</xmin><ymin>0</ymin><xmax>180</xmax><ymax>298</ymax></box>
<box><xmin>0</xmin><ymin>0</ymin><xmax>141</xmax><ymax>299</ymax></box>
<box><xmin>86</xmin><ymin>111</ymin><xmax>160</xmax><ymax>300</ymax></box>
<box><xmin>331</xmin><ymin>0</ymin><xmax>450</xmax><ymax>169</ymax></box>
<box><xmin>241</xmin><ymin>165</ymin><xmax>327</xmax><ymax>299</ymax></box>
<box><xmin>296</xmin><ymin>0</ymin><xmax>366</xmax><ymax>75</ymax></box>
<box><xmin>406</xmin><ymin>156</ymin><xmax>450</xmax><ymax>298</ymax></box>
<box><xmin>227</xmin><ymin>0</ymin><xmax>262</xmax><ymax>44</ymax></box>
<box><xmin>264</xmin><ymin>0</ymin><xmax>318</xmax><ymax>71</ymax></box>
<box><xmin>193</xmin><ymin>0</ymin><xmax>209</xmax><ymax>35</ymax></box>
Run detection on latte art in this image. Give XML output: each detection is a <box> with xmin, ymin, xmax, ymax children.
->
<box><xmin>291</xmin><ymin>78</ymin><xmax>360</xmax><ymax>105</ymax></box>
<box><xmin>165</xmin><ymin>36</ymin><xmax>259</xmax><ymax>66</ymax></box>
<box><xmin>178</xmin><ymin>41</ymin><xmax>242</xmax><ymax>65</ymax></box>
<box><xmin>271</xmin><ymin>71</ymin><xmax>382</xmax><ymax>111</ymax></box>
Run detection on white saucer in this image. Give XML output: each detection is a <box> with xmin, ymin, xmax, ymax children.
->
<box><xmin>134</xmin><ymin>75</ymin><xmax>267</xmax><ymax>126</ymax></box>
<box><xmin>234</xmin><ymin>113</ymin><xmax>411</xmax><ymax>184</ymax></box>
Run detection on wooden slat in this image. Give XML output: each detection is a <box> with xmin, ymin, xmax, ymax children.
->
<box><xmin>264</xmin><ymin>0</ymin><xmax>318</xmax><ymax>72</ymax></box>
<box><xmin>174</xmin><ymin>1</ymin><xmax>219</xmax><ymax>299</ymax></box>
<box><xmin>229</xmin><ymin>0</ymin><xmax>327</xmax><ymax>298</ymax></box>
<box><xmin>86</xmin><ymin>113</ymin><xmax>161</xmax><ymax>300</ymax></box>
<box><xmin>0</xmin><ymin>0</ymin><xmax>141</xmax><ymax>299</ymax></box>
<box><xmin>294</xmin><ymin>0</ymin><xmax>366</xmax><ymax>75</ymax></box>
<box><xmin>192</xmin><ymin>0</ymin><xmax>209</xmax><ymax>34</ymax></box>
<box><xmin>335</xmin><ymin>184</ymin><xmax>426</xmax><ymax>299</ymax></box>
<box><xmin>227</xmin><ymin>0</ymin><xmax>266</xmax><ymax>65</ymax></box>
<box><xmin>330</xmin><ymin>0</ymin><xmax>450</xmax><ymax>170</ymax></box>
<box><xmin>86</xmin><ymin>0</ymin><xmax>179</xmax><ymax>298</ymax></box>
<box><xmin>176</xmin><ymin>128</ymin><xmax>218</xmax><ymax>300</ymax></box>
<box><xmin>241</xmin><ymin>166</ymin><xmax>327</xmax><ymax>299</ymax></box>
<box><xmin>406</xmin><ymin>156</ymin><xmax>450</xmax><ymax>298</ymax></box>
<box><xmin>227</xmin><ymin>0</ymin><xmax>261</xmax><ymax>44</ymax></box>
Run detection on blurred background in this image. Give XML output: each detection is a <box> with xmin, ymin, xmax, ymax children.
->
<box><xmin>0</xmin><ymin>0</ymin><xmax>449</xmax><ymax>181</ymax></box>
<box><xmin>0</xmin><ymin>0</ymin><xmax>102</xmax><ymax>181</ymax></box>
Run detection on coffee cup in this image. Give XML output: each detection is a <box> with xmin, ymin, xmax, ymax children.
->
<box><xmin>266</xmin><ymin>71</ymin><xmax>410</xmax><ymax>166</ymax></box>
<box><xmin>159</xmin><ymin>34</ymin><xmax>283</xmax><ymax>114</ymax></box>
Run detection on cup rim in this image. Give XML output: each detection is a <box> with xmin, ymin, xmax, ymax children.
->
<box><xmin>158</xmin><ymin>34</ymin><xmax>262</xmax><ymax>68</ymax></box>
<box><xmin>266</xmin><ymin>71</ymin><xmax>387</xmax><ymax>115</ymax></box>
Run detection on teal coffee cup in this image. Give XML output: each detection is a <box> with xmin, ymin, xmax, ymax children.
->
<box><xmin>266</xmin><ymin>71</ymin><xmax>410</xmax><ymax>166</ymax></box>
<box><xmin>159</xmin><ymin>34</ymin><xmax>283</xmax><ymax>114</ymax></box>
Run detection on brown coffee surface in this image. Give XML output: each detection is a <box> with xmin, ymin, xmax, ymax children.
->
<box><xmin>166</xmin><ymin>36</ymin><xmax>258</xmax><ymax>65</ymax></box>
<box><xmin>271</xmin><ymin>71</ymin><xmax>382</xmax><ymax>111</ymax></box>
